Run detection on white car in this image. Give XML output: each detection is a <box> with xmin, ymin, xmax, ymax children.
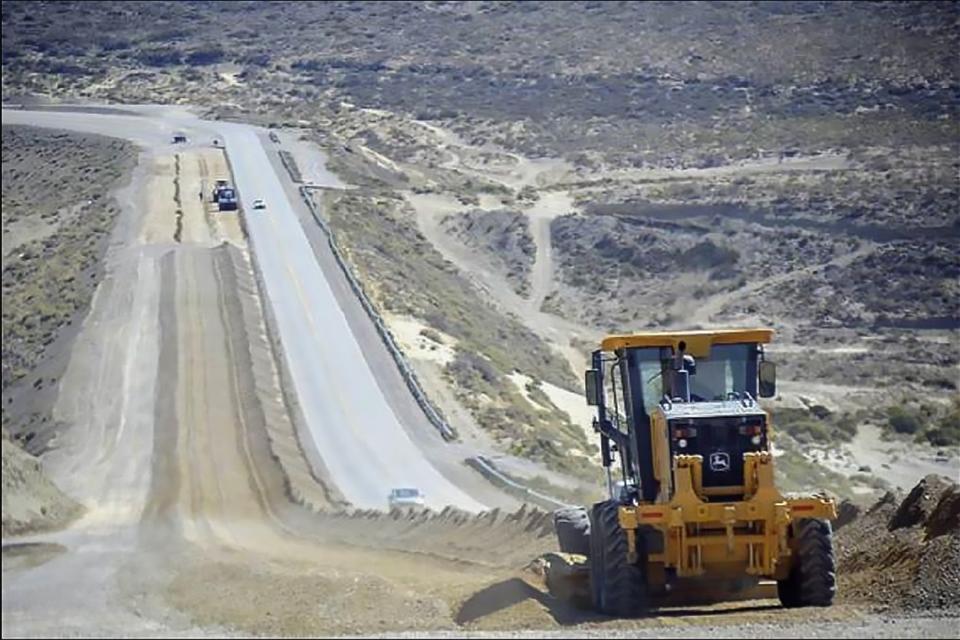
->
<box><xmin>388</xmin><ymin>487</ymin><xmax>426</xmax><ymax>510</ymax></box>
<box><xmin>252</xmin><ymin>199</ymin><xmax>266</xmax><ymax>210</ymax></box>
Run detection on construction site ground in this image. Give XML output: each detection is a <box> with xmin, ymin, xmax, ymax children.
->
<box><xmin>1</xmin><ymin>112</ymin><xmax>957</xmax><ymax>638</ymax></box>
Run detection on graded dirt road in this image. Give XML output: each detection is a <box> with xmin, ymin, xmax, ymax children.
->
<box><xmin>1</xmin><ymin>105</ymin><xmax>521</xmax><ymax>637</ymax></box>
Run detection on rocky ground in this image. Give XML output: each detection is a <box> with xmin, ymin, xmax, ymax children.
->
<box><xmin>835</xmin><ymin>474</ymin><xmax>960</xmax><ymax>610</ymax></box>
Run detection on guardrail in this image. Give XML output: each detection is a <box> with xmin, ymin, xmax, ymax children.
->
<box><xmin>466</xmin><ymin>456</ymin><xmax>571</xmax><ymax>510</ymax></box>
<box><xmin>272</xmin><ymin>144</ymin><xmax>573</xmax><ymax>509</ymax></box>
<box><xmin>277</xmin><ymin>149</ymin><xmax>303</xmax><ymax>183</ymax></box>
<box><xmin>297</xmin><ymin>185</ymin><xmax>458</xmax><ymax>441</ymax></box>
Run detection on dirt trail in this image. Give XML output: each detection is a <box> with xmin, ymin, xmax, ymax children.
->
<box><xmin>400</xmin><ymin>124</ymin><xmax>595</xmax><ymax>378</ymax></box>
<box><xmin>407</xmin><ymin>190</ymin><xmax>598</xmax><ymax>378</ymax></box>
<box><xmin>525</xmin><ymin>190</ymin><xmax>574</xmax><ymax>316</ymax></box>
<box><xmin>686</xmin><ymin>241</ymin><xmax>878</xmax><ymax>327</ymax></box>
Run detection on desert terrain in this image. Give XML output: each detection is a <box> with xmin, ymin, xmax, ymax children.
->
<box><xmin>1</xmin><ymin>1</ymin><xmax>958</xmax><ymax>638</ymax></box>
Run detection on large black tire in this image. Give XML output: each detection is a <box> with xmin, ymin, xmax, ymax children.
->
<box><xmin>588</xmin><ymin>501</ymin><xmax>647</xmax><ymax>617</ymax></box>
<box><xmin>778</xmin><ymin>518</ymin><xmax>837</xmax><ymax>608</ymax></box>
<box><xmin>553</xmin><ymin>507</ymin><xmax>591</xmax><ymax>556</ymax></box>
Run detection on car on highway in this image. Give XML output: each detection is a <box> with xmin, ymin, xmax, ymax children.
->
<box><xmin>252</xmin><ymin>198</ymin><xmax>267</xmax><ymax>210</ymax></box>
<box><xmin>388</xmin><ymin>487</ymin><xmax>426</xmax><ymax>510</ymax></box>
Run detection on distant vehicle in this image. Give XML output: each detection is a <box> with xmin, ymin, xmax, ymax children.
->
<box><xmin>172</xmin><ymin>133</ymin><xmax>187</xmax><ymax>144</ymax></box>
<box><xmin>212</xmin><ymin>180</ymin><xmax>233</xmax><ymax>205</ymax></box>
<box><xmin>388</xmin><ymin>487</ymin><xmax>426</xmax><ymax>510</ymax></box>
<box><xmin>252</xmin><ymin>199</ymin><xmax>266</xmax><ymax>210</ymax></box>
<box><xmin>217</xmin><ymin>187</ymin><xmax>238</xmax><ymax>211</ymax></box>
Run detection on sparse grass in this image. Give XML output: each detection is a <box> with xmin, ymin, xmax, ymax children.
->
<box><xmin>771</xmin><ymin>406</ymin><xmax>860</xmax><ymax>445</ymax></box>
<box><xmin>880</xmin><ymin>398</ymin><xmax>960</xmax><ymax>448</ymax></box>
<box><xmin>500</xmin><ymin>471</ymin><xmax>603</xmax><ymax>508</ymax></box>
<box><xmin>848</xmin><ymin>472</ymin><xmax>892</xmax><ymax>492</ymax></box>
<box><xmin>321</xmin><ymin>188</ymin><xmax>595</xmax><ymax>478</ymax></box>
<box><xmin>439</xmin><ymin>209</ymin><xmax>534</xmax><ymax>298</ymax></box>
<box><xmin>924</xmin><ymin>398</ymin><xmax>960</xmax><ymax>447</ymax></box>
<box><xmin>1</xmin><ymin>126</ymin><xmax>135</xmax><ymax>392</ymax></box>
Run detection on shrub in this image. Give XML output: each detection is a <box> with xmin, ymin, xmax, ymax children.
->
<box><xmin>185</xmin><ymin>47</ymin><xmax>224</xmax><ymax>66</ymax></box>
<box><xmin>137</xmin><ymin>48</ymin><xmax>182</xmax><ymax>67</ymax></box>
<box><xmin>924</xmin><ymin>399</ymin><xmax>960</xmax><ymax>447</ymax></box>
<box><xmin>771</xmin><ymin>406</ymin><xmax>858</xmax><ymax>443</ymax></box>
<box><xmin>887</xmin><ymin>405</ymin><xmax>923</xmax><ymax>435</ymax></box>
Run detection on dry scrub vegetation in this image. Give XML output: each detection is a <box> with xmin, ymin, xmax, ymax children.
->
<box><xmin>1</xmin><ymin>126</ymin><xmax>131</xmax><ymax>535</ymax></box>
<box><xmin>1</xmin><ymin>125</ymin><xmax>134</xmax><ymax>421</ymax></box>
<box><xmin>320</xmin><ymin>189</ymin><xmax>598</xmax><ymax>480</ymax></box>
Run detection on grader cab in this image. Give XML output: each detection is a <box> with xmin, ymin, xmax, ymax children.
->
<box><xmin>557</xmin><ymin>329</ymin><xmax>837</xmax><ymax>616</ymax></box>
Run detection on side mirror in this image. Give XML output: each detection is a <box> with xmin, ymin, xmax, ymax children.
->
<box><xmin>584</xmin><ymin>369</ymin><xmax>600</xmax><ymax>406</ymax></box>
<box><xmin>759</xmin><ymin>361</ymin><xmax>777</xmax><ymax>398</ymax></box>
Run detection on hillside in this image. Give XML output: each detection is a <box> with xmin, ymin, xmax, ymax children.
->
<box><xmin>2</xmin><ymin>0</ymin><xmax>957</xmax><ymax>493</ymax></box>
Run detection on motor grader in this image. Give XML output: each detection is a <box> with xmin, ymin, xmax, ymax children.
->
<box><xmin>553</xmin><ymin>329</ymin><xmax>837</xmax><ymax>616</ymax></box>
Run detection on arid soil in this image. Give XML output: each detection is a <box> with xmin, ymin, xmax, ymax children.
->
<box><xmin>1</xmin><ymin>430</ymin><xmax>81</xmax><ymax>536</ymax></box>
<box><xmin>835</xmin><ymin>474</ymin><xmax>960</xmax><ymax>611</ymax></box>
<box><xmin>2</xmin><ymin>125</ymin><xmax>134</xmax><ymax>536</ymax></box>
<box><xmin>4</xmin><ymin>0</ymin><xmax>956</xmax><ymax>501</ymax></box>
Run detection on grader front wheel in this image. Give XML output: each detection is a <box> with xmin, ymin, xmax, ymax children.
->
<box><xmin>778</xmin><ymin>518</ymin><xmax>837</xmax><ymax>608</ymax></box>
<box><xmin>588</xmin><ymin>500</ymin><xmax>648</xmax><ymax>617</ymax></box>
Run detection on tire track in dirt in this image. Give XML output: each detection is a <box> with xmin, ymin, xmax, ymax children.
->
<box><xmin>140</xmin><ymin>249</ymin><xmax>181</xmax><ymax>535</ymax></box>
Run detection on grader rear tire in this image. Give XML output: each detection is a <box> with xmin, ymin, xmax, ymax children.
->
<box><xmin>778</xmin><ymin>518</ymin><xmax>837</xmax><ymax>608</ymax></box>
<box><xmin>588</xmin><ymin>500</ymin><xmax>647</xmax><ymax>617</ymax></box>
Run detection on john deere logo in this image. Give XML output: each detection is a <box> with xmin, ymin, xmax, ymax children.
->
<box><xmin>709</xmin><ymin>451</ymin><xmax>731</xmax><ymax>472</ymax></box>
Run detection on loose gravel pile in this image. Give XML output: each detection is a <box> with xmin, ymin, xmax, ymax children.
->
<box><xmin>835</xmin><ymin>474</ymin><xmax>960</xmax><ymax>610</ymax></box>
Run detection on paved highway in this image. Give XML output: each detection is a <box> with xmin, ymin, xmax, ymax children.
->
<box><xmin>211</xmin><ymin>121</ymin><xmax>488</xmax><ymax>511</ymax></box>
<box><xmin>2</xmin><ymin>106</ymin><xmax>488</xmax><ymax>512</ymax></box>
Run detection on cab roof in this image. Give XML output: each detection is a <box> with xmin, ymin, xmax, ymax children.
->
<box><xmin>601</xmin><ymin>328</ymin><xmax>773</xmax><ymax>357</ymax></box>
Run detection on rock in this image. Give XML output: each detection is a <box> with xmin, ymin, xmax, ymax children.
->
<box><xmin>835</xmin><ymin>499</ymin><xmax>862</xmax><ymax>531</ymax></box>
<box><xmin>924</xmin><ymin>485</ymin><xmax>960</xmax><ymax>541</ymax></box>
<box><xmin>889</xmin><ymin>474</ymin><xmax>956</xmax><ymax>532</ymax></box>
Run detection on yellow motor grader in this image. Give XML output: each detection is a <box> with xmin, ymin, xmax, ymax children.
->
<box><xmin>552</xmin><ymin>329</ymin><xmax>837</xmax><ymax>615</ymax></box>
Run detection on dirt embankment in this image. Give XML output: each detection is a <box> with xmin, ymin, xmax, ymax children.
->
<box><xmin>1</xmin><ymin>125</ymin><xmax>135</xmax><ymax>537</ymax></box>
<box><xmin>1</xmin><ymin>430</ymin><xmax>82</xmax><ymax>536</ymax></box>
<box><xmin>835</xmin><ymin>473</ymin><xmax>960</xmax><ymax>610</ymax></box>
<box><xmin>2</xmin><ymin>125</ymin><xmax>135</xmax><ymax>399</ymax></box>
